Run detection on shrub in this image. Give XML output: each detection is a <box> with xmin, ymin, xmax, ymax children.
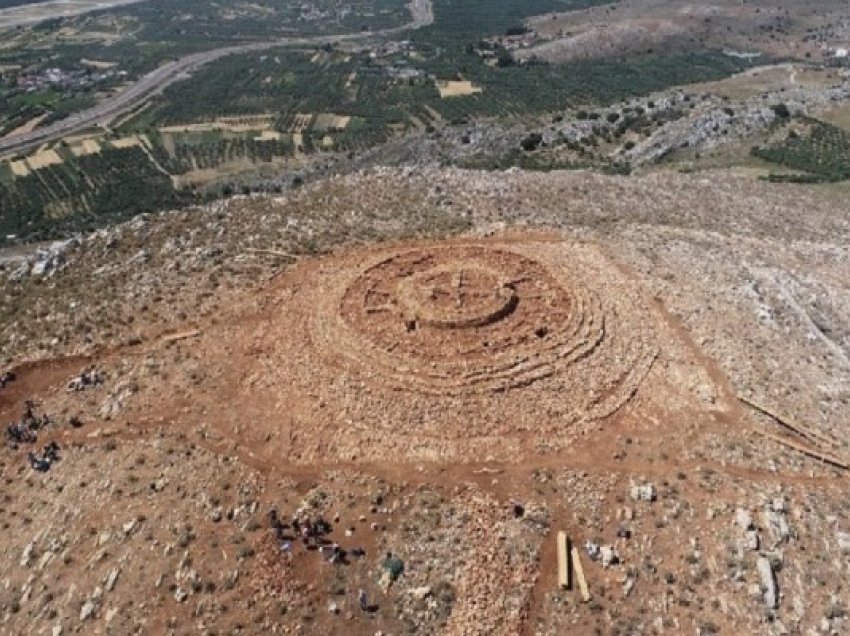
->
<box><xmin>770</xmin><ymin>103</ymin><xmax>791</xmax><ymax>118</ymax></box>
<box><xmin>520</xmin><ymin>132</ymin><xmax>543</xmax><ymax>152</ymax></box>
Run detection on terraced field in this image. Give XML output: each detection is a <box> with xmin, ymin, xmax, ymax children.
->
<box><xmin>753</xmin><ymin>119</ymin><xmax>850</xmax><ymax>182</ymax></box>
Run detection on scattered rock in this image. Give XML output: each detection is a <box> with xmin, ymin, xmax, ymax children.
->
<box><xmin>79</xmin><ymin>599</ymin><xmax>96</xmax><ymax>621</ymax></box>
<box><xmin>836</xmin><ymin>531</ymin><xmax>850</xmax><ymax>553</ymax></box>
<box><xmin>630</xmin><ymin>482</ymin><xmax>656</xmax><ymax>502</ymax></box>
<box><xmin>30</xmin><ymin>239</ymin><xmax>77</xmax><ymax>278</ymax></box>
<box><xmin>67</xmin><ymin>368</ymin><xmax>104</xmax><ymax>392</ymax></box>
<box><xmin>105</xmin><ymin>568</ymin><xmax>120</xmax><ymax>592</ymax></box>
<box><xmin>736</xmin><ymin>508</ymin><xmax>754</xmax><ymax>531</ymax></box>
<box><xmin>756</xmin><ymin>556</ymin><xmax>778</xmax><ymax>609</ymax></box>
<box><xmin>20</xmin><ymin>541</ymin><xmax>35</xmax><ymax>567</ymax></box>
<box><xmin>600</xmin><ymin>545</ymin><xmax>619</xmax><ymax>567</ymax></box>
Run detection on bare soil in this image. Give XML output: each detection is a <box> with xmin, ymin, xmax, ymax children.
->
<box><xmin>521</xmin><ymin>0</ymin><xmax>850</xmax><ymax>64</ymax></box>
<box><xmin>1</xmin><ymin>166</ymin><xmax>849</xmax><ymax>635</ymax></box>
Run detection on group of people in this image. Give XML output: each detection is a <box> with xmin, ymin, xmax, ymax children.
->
<box><xmin>6</xmin><ymin>401</ymin><xmax>51</xmax><ymax>446</ymax></box>
<box><xmin>6</xmin><ymin>421</ymin><xmax>36</xmax><ymax>444</ymax></box>
<box><xmin>67</xmin><ymin>369</ymin><xmax>103</xmax><ymax>392</ymax></box>
<box><xmin>5</xmin><ymin>401</ymin><xmax>60</xmax><ymax>472</ymax></box>
<box><xmin>27</xmin><ymin>441</ymin><xmax>60</xmax><ymax>472</ymax></box>
<box><xmin>267</xmin><ymin>506</ymin><xmax>378</xmax><ymax>611</ymax></box>
<box><xmin>0</xmin><ymin>371</ymin><xmax>15</xmax><ymax>389</ymax></box>
<box><xmin>268</xmin><ymin>507</ymin><xmax>345</xmax><ymax>554</ymax></box>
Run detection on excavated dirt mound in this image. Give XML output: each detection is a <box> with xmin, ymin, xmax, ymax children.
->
<box><xmin>307</xmin><ymin>240</ymin><xmax>658</xmax><ymax>399</ymax></box>
<box><xmin>6</xmin><ymin>233</ymin><xmax>724</xmax><ymax>468</ymax></box>
<box><xmin>209</xmin><ymin>234</ymin><xmax>714</xmax><ymax>463</ymax></box>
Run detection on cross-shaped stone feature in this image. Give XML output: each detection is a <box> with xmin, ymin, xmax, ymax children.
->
<box><xmin>397</xmin><ymin>263</ymin><xmax>518</xmax><ymax>331</ymax></box>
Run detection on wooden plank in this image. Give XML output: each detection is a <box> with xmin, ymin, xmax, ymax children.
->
<box><xmin>246</xmin><ymin>248</ymin><xmax>299</xmax><ymax>259</ymax></box>
<box><xmin>739</xmin><ymin>395</ymin><xmax>837</xmax><ymax>448</ymax></box>
<box><xmin>753</xmin><ymin>429</ymin><xmax>848</xmax><ymax>470</ymax></box>
<box><xmin>161</xmin><ymin>329</ymin><xmax>201</xmax><ymax>344</ymax></box>
<box><xmin>557</xmin><ymin>531</ymin><xmax>570</xmax><ymax>590</ymax></box>
<box><xmin>570</xmin><ymin>546</ymin><xmax>590</xmax><ymax>602</ymax></box>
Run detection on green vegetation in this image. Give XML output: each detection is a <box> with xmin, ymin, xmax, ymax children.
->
<box><xmin>455</xmin><ymin>147</ymin><xmax>590</xmax><ymax>172</ymax></box>
<box><xmin>0</xmin><ymin>0</ymin><xmax>410</xmax><ymax>78</ymax></box>
<box><xmin>129</xmin><ymin>43</ymin><xmax>754</xmax><ymax>142</ymax></box>
<box><xmin>147</xmin><ymin>131</ymin><xmax>296</xmax><ymax>174</ymax></box>
<box><xmin>0</xmin><ymin>147</ymin><xmax>188</xmax><ymax>241</ymax></box>
<box><xmin>112</xmin><ymin>0</ymin><xmax>409</xmax><ymax>50</ymax></box>
<box><xmin>42</xmin><ymin>93</ymin><xmax>98</xmax><ymax>125</ymax></box>
<box><xmin>770</xmin><ymin>103</ymin><xmax>791</xmax><ymax>119</ymax></box>
<box><xmin>0</xmin><ymin>162</ymin><xmax>13</xmax><ymax>186</ymax></box>
<box><xmin>0</xmin><ymin>0</ymin><xmax>774</xmax><ymax>244</ymax></box>
<box><xmin>0</xmin><ymin>0</ymin><xmax>411</xmax><ymax>129</ymax></box>
<box><xmin>752</xmin><ymin>119</ymin><xmax>850</xmax><ymax>183</ymax></box>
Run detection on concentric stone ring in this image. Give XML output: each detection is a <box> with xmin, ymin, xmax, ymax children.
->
<box><xmin>267</xmin><ymin>237</ymin><xmax>664</xmax><ymax>461</ymax></box>
<box><xmin>320</xmin><ymin>244</ymin><xmax>607</xmax><ymax>394</ymax></box>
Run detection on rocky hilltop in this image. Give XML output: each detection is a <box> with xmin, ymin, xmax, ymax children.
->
<box><xmin>1</xmin><ymin>166</ymin><xmax>849</xmax><ymax>635</ymax></box>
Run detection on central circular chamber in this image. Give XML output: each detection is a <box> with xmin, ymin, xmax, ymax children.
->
<box><xmin>396</xmin><ymin>264</ymin><xmax>518</xmax><ymax>330</ymax></box>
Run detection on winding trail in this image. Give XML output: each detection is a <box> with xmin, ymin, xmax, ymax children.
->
<box><xmin>0</xmin><ymin>0</ymin><xmax>433</xmax><ymax>158</ymax></box>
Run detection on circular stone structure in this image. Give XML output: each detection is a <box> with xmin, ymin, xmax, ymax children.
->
<box><xmin>328</xmin><ymin>245</ymin><xmax>599</xmax><ymax>394</ymax></box>
<box><xmin>395</xmin><ymin>263</ymin><xmax>518</xmax><ymax>330</ymax></box>
<box><xmin>265</xmin><ymin>237</ymin><xmax>665</xmax><ymax>462</ymax></box>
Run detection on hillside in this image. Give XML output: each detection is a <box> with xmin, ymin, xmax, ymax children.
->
<box><xmin>2</xmin><ymin>1</ymin><xmax>850</xmax><ymax>634</ymax></box>
<box><xmin>1</xmin><ymin>166</ymin><xmax>849</xmax><ymax>635</ymax></box>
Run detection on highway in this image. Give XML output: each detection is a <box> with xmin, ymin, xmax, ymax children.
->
<box><xmin>0</xmin><ymin>0</ymin><xmax>433</xmax><ymax>158</ymax></box>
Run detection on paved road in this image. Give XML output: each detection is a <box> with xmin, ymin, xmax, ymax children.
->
<box><xmin>0</xmin><ymin>0</ymin><xmax>433</xmax><ymax>158</ymax></box>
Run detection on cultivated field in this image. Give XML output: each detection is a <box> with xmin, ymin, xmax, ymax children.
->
<box><xmin>436</xmin><ymin>79</ymin><xmax>482</xmax><ymax>98</ymax></box>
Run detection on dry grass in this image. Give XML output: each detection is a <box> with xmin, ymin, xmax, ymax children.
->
<box><xmin>688</xmin><ymin>64</ymin><xmax>841</xmax><ymax>100</ymax></box>
<box><xmin>821</xmin><ymin>103</ymin><xmax>850</xmax><ymax>132</ymax></box>
<box><xmin>522</xmin><ymin>0</ymin><xmax>850</xmax><ymax>64</ymax></box>
<box><xmin>8</xmin><ymin>160</ymin><xmax>30</xmax><ymax>176</ymax></box>
<box><xmin>289</xmin><ymin>113</ymin><xmax>313</xmax><ymax>133</ymax></box>
<box><xmin>437</xmin><ymin>80</ymin><xmax>482</xmax><ymax>98</ymax></box>
<box><xmin>26</xmin><ymin>148</ymin><xmax>63</xmax><ymax>170</ymax></box>
<box><xmin>254</xmin><ymin>130</ymin><xmax>282</xmax><ymax>141</ymax></box>
<box><xmin>80</xmin><ymin>58</ymin><xmax>118</xmax><ymax>69</ymax></box>
<box><xmin>159</xmin><ymin>115</ymin><xmax>275</xmax><ymax>135</ymax></box>
<box><xmin>69</xmin><ymin>139</ymin><xmax>102</xmax><ymax>156</ymax></box>
<box><xmin>314</xmin><ymin>113</ymin><xmax>351</xmax><ymax>131</ymax></box>
<box><xmin>3</xmin><ymin>112</ymin><xmax>48</xmax><ymax>138</ymax></box>
<box><xmin>0</xmin><ymin>0</ymin><xmax>142</xmax><ymax>30</ymax></box>
<box><xmin>110</xmin><ymin>135</ymin><xmax>144</xmax><ymax>149</ymax></box>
